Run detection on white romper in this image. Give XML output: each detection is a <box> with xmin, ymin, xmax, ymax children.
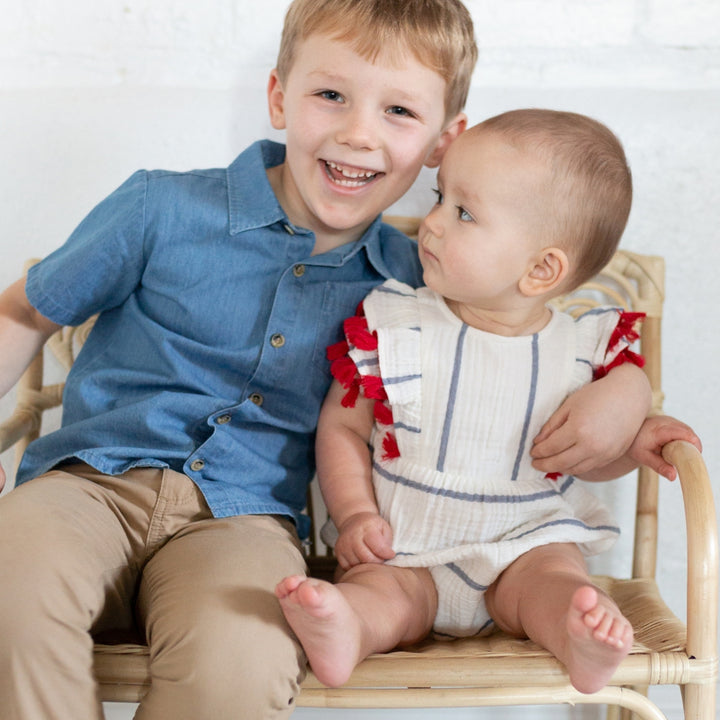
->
<box><xmin>331</xmin><ymin>279</ymin><xmax>644</xmax><ymax>638</ymax></box>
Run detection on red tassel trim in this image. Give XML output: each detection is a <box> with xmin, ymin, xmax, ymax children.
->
<box><xmin>340</xmin><ymin>383</ymin><xmax>360</xmax><ymax>408</ymax></box>
<box><xmin>330</xmin><ymin>355</ymin><xmax>359</xmax><ymax>388</ymax></box>
<box><xmin>593</xmin><ymin>311</ymin><xmax>646</xmax><ymax>380</ymax></box>
<box><xmin>327</xmin><ymin>340</ymin><xmax>349</xmax><ymax>361</ymax></box>
<box><xmin>373</xmin><ymin>400</ymin><xmax>394</xmax><ymax>426</ymax></box>
<box><xmin>361</xmin><ymin>375</ymin><xmax>388</xmax><ymax>401</ymax></box>
<box><xmin>344</xmin><ymin>315</ymin><xmax>378</xmax><ymax>351</ymax></box>
<box><xmin>326</xmin><ymin>301</ymin><xmax>401</xmax><ymax>459</ymax></box>
<box><xmin>608</xmin><ymin>311</ymin><xmax>644</xmax><ymax>351</ymax></box>
<box><xmin>593</xmin><ymin>348</ymin><xmax>645</xmax><ymax>380</ymax></box>
<box><xmin>545</xmin><ymin>472</ymin><xmax>562</xmax><ymax>481</ymax></box>
<box><xmin>382</xmin><ymin>432</ymin><xmax>400</xmax><ymax>461</ymax></box>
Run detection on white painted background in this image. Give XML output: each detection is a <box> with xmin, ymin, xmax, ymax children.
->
<box><xmin>1</xmin><ymin>1</ymin><xmax>718</xmax><ymax>718</ymax></box>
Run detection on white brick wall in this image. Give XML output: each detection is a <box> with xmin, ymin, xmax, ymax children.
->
<box><xmin>1</xmin><ymin>1</ymin><xmax>718</xmax><ymax>718</ymax></box>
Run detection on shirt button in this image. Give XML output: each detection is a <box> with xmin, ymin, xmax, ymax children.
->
<box><xmin>190</xmin><ymin>459</ymin><xmax>205</xmax><ymax>472</ymax></box>
<box><xmin>249</xmin><ymin>393</ymin><xmax>264</xmax><ymax>406</ymax></box>
<box><xmin>283</xmin><ymin>223</ymin><xmax>295</xmax><ymax>235</ymax></box>
<box><xmin>270</xmin><ymin>333</ymin><xmax>286</xmax><ymax>348</ymax></box>
<box><xmin>216</xmin><ymin>414</ymin><xmax>231</xmax><ymax>425</ymax></box>
<box><xmin>293</xmin><ymin>264</ymin><xmax>306</xmax><ymax>277</ymax></box>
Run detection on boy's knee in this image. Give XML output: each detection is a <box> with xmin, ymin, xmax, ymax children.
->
<box><xmin>141</xmin><ymin>624</ymin><xmax>305</xmax><ymax>720</ymax></box>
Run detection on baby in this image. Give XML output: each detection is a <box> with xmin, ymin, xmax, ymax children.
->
<box><xmin>277</xmin><ymin>109</ymin><xmax>673</xmax><ymax>694</ymax></box>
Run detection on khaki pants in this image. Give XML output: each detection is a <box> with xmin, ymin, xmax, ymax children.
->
<box><xmin>0</xmin><ymin>464</ymin><xmax>308</xmax><ymax>720</ymax></box>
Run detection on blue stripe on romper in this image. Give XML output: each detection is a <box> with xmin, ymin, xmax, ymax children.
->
<box><xmin>437</xmin><ymin>324</ymin><xmax>469</xmax><ymax>472</ymax></box>
<box><xmin>511</xmin><ymin>333</ymin><xmax>539</xmax><ymax>482</ymax></box>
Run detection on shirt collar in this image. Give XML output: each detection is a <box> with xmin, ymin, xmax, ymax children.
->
<box><xmin>226</xmin><ymin>139</ymin><xmax>394</xmax><ymax>278</ymax></box>
<box><xmin>227</xmin><ymin>140</ymin><xmax>289</xmax><ymax>235</ymax></box>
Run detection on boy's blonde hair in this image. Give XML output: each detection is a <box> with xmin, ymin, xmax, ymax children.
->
<box><xmin>479</xmin><ymin>109</ymin><xmax>633</xmax><ymax>290</ymax></box>
<box><xmin>276</xmin><ymin>0</ymin><xmax>477</xmax><ymax>121</ymax></box>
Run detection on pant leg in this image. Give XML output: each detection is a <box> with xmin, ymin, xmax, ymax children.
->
<box><xmin>0</xmin><ymin>468</ymin><xmax>155</xmax><ymax>720</ymax></box>
<box><xmin>135</xmin><ymin>513</ymin><xmax>308</xmax><ymax>720</ymax></box>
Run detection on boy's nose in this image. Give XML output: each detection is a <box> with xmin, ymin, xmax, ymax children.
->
<box><xmin>336</xmin><ymin>110</ymin><xmax>379</xmax><ymax>151</ymax></box>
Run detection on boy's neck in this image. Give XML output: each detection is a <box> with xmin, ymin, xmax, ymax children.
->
<box><xmin>445</xmin><ymin>299</ymin><xmax>553</xmax><ymax>337</ymax></box>
<box><xmin>266</xmin><ymin>164</ymin><xmax>371</xmax><ymax>256</ymax></box>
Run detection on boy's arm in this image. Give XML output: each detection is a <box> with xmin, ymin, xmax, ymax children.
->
<box><xmin>530</xmin><ymin>363</ymin><xmax>651</xmax><ymax>479</ymax></box>
<box><xmin>576</xmin><ymin>414</ymin><xmax>702</xmax><ymax>482</ymax></box>
<box><xmin>315</xmin><ymin>379</ymin><xmax>394</xmax><ymax>570</ymax></box>
<box><xmin>0</xmin><ymin>278</ymin><xmax>62</xmax><ymax>489</ymax></box>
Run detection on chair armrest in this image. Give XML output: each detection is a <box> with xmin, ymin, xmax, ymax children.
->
<box><xmin>662</xmin><ymin>440</ymin><xmax>718</xmax><ymax>662</ymax></box>
<box><xmin>0</xmin><ymin>409</ymin><xmax>37</xmax><ymax>454</ymax></box>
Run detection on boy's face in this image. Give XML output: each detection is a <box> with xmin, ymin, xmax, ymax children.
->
<box><xmin>267</xmin><ymin>34</ymin><xmax>465</xmax><ymax>248</ymax></box>
<box><xmin>418</xmin><ymin>130</ymin><xmax>553</xmax><ymax>313</ymax></box>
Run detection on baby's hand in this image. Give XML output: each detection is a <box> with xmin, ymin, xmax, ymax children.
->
<box><xmin>627</xmin><ymin>415</ymin><xmax>702</xmax><ymax>480</ymax></box>
<box><xmin>334</xmin><ymin>511</ymin><xmax>395</xmax><ymax>571</ymax></box>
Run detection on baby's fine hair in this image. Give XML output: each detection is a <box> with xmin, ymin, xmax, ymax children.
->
<box><xmin>479</xmin><ymin>109</ymin><xmax>633</xmax><ymax>289</ymax></box>
<box><xmin>276</xmin><ymin>0</ymin><xmax>477</xmax><ymax>121</ymax></box>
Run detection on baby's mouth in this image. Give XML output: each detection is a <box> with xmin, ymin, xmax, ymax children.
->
<box><xmin>323</xmin><ymin>160</ymin><xmax>381</xmax><ymax>187</ymax></box>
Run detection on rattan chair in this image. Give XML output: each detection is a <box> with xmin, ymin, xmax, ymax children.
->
<box><xmin>0</xmin><ymin>217</ymin><xmax>716</xmax><ymax>720</ymax></box>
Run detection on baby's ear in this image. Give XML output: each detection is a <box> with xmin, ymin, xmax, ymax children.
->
<box><xmin>519</xmin><ymin>248</ymin><xmax>570</xmax><ymax>297</ymax></box>
<box><xmin>425</xmin><ymin>113</ymin><xmax>468</xmax><ymax>168</ymax></box>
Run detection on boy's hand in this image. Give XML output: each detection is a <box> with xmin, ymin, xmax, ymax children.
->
<box><xmin>530</xmin><ymin>365</ymin><xmax>650</xmax><ymax>476</ymax></box>
<box><xmin>335</xmin><ymin>511</ymin><xmax>395</xmax><ymax>571</ymax></box>
<box><xmin>627</xmin><ymin>415</ymin><xmax>702</xmax><ymax>480</ymax></box>
<box><xmin>0</xmin><ymin>462</ymin><xmax>4</xmax><ymax>492</ymax></box>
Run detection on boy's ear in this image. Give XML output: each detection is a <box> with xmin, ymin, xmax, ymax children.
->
<box><xmin>424</xmin><ymin>113</ymin><xmax>467</xmax><ymax>168</ymax></box>
<box><xmin>267</xmin><ymin>69</ymin><xmax>287</xmax><ymax>130</ymax></box>
<box><xmin>519</xmin><ymin>248</ymin><xmax>570</xmax><ymax>297</ymax></box>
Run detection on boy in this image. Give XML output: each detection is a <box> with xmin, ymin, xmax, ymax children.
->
<box><xmin>275</xmin><ymin>110</ymin><xmax>702</xmax><ymax>695</ymax></box>
<box><xmin>0</xmin><ymin>3</ymin><xmax>660</xmax><ymax>719</ymax></box>
<box><xmin>0</xmin><ymin>2</ymin><xmax>475</xmax><ymax>719</ymax></box>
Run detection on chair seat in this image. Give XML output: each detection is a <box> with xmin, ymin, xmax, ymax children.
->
<box><xmin>93</xmin><ymin>575</ymin><xmax>703</xmax><ymax>705</ymax></box>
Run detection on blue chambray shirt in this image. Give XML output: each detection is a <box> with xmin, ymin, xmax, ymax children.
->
<box><xmin>21</xmin><ymin>140</ymin><xmax>423</xmax><ymax>538</ymax></box>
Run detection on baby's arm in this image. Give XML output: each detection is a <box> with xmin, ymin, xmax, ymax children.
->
<box><xmin>530</xmin><ymin>363</ymin><xmax>651</xmax><ymax>478</ymax></box>
<box><xmin>0</xmin><ymin>278</ymin><xmax>61</xmax><ymax>490</ymax></box>
<box><xmin>316</xmin><ymin>379</ymin><xmax>395</xmax><ymax>570</ymax></box>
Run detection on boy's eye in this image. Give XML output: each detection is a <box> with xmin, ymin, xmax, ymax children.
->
<box><xmin>318</xmin><ymin>90</ymin><xmax>344</xmax><ymax>103</ymax></box>
<box><xmin>387</xmin><ymin>106</ymin><xmax>415</xmax><ymax>118</ymax></box>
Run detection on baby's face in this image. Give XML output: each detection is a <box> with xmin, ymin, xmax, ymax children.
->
<box><xmin>417</xmin><ymin>129</ymin><xmax>552</xmax><ymax>313</ymax></box>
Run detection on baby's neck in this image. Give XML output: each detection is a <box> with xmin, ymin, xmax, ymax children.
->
<box><xmin>445</xmin><ymin>300</ymin><xmax>553</xmax><ymax>337</ymax></box>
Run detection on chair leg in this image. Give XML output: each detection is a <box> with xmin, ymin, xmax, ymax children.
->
<box><xmin>682</xmin><ymin>682</ymin><xmax>716</xmax><ymax>720</ymax></box>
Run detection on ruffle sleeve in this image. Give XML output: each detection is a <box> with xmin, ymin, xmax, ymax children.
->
<box><xmin>326</xmin><ymin>280</ymin><xmax>421</xmax><ymax>460</ymax></box>
<box><xmin>572</xmin><ymin>307</ymin><xmax>646</xmax><ymax>385</ymax></box>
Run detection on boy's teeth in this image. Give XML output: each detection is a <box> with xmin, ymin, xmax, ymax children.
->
<box><xmin>325</xmin><ymin>161</ymin><xmax>377</xmax><ymax>185</ymax></box>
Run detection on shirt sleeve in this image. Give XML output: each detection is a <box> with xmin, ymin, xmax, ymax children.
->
<box><xmin>25</xmin><ymin>170</ymin><xmax>148</xmax><ymax>326</ymax></box>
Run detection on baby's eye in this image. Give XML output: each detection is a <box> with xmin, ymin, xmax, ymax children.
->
<box><xmin>318</xmin><ymin>90</ymin><xmax>344</xmax><ymax>103</ymax></box>
<box><xmin>431</xmin><ymin>188</ymin><xmax>443</xmax><ymax>205</ymax></box>
<box><xmin>456</xmin><ymin>206</ymin><xmax>474</xmax><ymax>222</ymax></box>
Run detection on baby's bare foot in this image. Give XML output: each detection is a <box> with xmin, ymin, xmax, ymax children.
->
<box><xmin>564</xmin><ymin>585</ymin><xmax>632</xmax><ymax>693</ymax></box>
<box><xmin>275</xmin><ymin>575</ymin><xmax>363</xmax><ymax>688</ymax></box>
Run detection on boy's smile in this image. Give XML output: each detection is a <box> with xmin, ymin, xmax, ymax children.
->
<box><xmin>323</xmin><ymin>160</ymin><xmax>381</xmax><ymax>188</ymax></box>
<box><xmin>266</xmin><ymin>34</ymin><xmax>465</xmax><ymax>253</ymax></box>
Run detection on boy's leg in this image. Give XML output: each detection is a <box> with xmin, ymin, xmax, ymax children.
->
<box><xmin>135</xmin><ymin>514</ymin><xmax>308</xmax><ymax>720</ymax></box>
<box><xmin>275</xmin><ymin>563</ymin><xmax>437</xmax><ymax>688</ymax></box>
<box><xmin>0</xmin><ymin>467</ymin><xmax>156</xmax><ymax>720</ymax></box>
<box><xmin>484</xmin><ymin>542</ymin><xmax>633</xmax><ymax>694</ymax></box>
